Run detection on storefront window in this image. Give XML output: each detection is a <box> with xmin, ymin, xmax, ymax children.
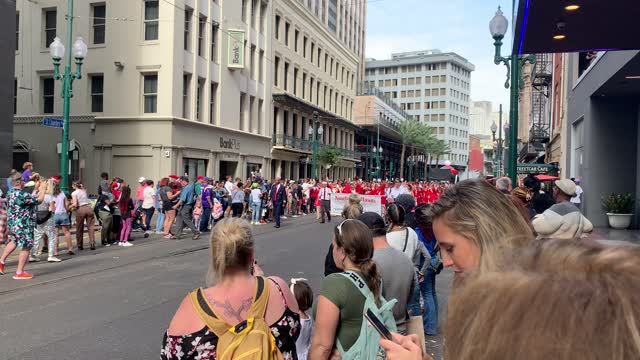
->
<box><xmin>183</xmin><ymin>158</ymin><xmax>207</xmax><ymax>183</ymax></box>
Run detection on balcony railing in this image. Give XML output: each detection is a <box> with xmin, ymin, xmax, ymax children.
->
<box><xmin>272</xmin><ymin>134</ymin><xmax>358</xmax><ymax>159</ymax></box>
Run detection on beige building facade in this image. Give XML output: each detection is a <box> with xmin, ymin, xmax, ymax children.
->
<box><xmin>269</xmin><ymin>0</ymin><xmax>365</xmax><ymax>181</ymax></box>
<box><xmin>14</xmin><ymin>0</ymin><xmax>274</xmax><ymax>192</ymax></box>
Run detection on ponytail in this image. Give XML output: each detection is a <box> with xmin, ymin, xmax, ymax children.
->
<box><xmin>360</xmin><ymin>258</ymin><xmax>382</xmax><ymax>306</ymax></box>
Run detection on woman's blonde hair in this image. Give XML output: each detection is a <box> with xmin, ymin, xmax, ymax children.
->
<box><xmin>428</xmin><ymin>179</ymin><xmax>533</xmax><ymax>274</ymax></box>
<box><xmin>445</xmin><ymin>240</ymin><xmax>640</xmax><ymax>360</ymax></box>
<box><xmin>342</xmin><ymin>203</ymin><xmax>363</xmax><ymax>219</ymax></box>
<box><xmin>206</xmin><ymin>218</ymin><xmax>254</xmax><ymax>286</ymax></box>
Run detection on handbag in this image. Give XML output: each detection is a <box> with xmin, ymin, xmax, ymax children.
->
<box><xmin>36</xmin><ymin>210</ymin><xmax>52</xmax><ymax>225</ymax></box>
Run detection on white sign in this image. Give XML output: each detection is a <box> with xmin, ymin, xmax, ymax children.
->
<box><xmin>330</xmin><ymin>193</ymin><xmax>383</xmax><ymax>216</ymax></box>
<box><xmin>227</xmin><ymin>30</ymin><xmax>245</xmax><ymax>69</ymax></box>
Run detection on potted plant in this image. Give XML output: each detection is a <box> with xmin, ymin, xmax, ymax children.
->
<box><xmin>602</xmin><ymin>193</ymin><xmax>635</xmax><ymax>229</ymax></box>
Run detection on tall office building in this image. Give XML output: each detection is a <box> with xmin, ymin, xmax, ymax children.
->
<box><xmin>364</xmin><ymin>50</ymin><xmax>474</xmax><ymax>168</ymax></box>
<box><xmin>470</xmin><ymin>100</ymin><xmax>494</xmax><ymax>136</ymax></box>
<box><xmin>13</xmin><ymin>0</ymin><xmax>273</xmax><ymax>191</ymax></box>
<box><xmin>270</xmin><ymin>0</ymin><xmax>366</xmax><ymax>180</ymax></box>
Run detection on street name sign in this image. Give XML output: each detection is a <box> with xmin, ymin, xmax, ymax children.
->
<box><xmin>42</xmin><ymin>117</ymin><xmax>64</xmax><ymax>129</ymax></box>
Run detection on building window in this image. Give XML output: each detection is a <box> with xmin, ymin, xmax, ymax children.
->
<box><xmin>249</xmin><ymin>96</ymin><xmax>255</xmax><ymax>133</ymax></box>
<box><xmin>259</xmin><ymin>50</ymin><xmax>264</xmax><ymax>83</ymax></box>
<box><xmin>184</xmin><ymin>9</ymin><xmax>192</xmax><ymax>51</ymax></box>
<box><xmin>196</xmin><ymin>78</ymin><xmax>204</xmax><ymax>121</ymax></box>
<box><xmin>310</xmin><ymin>43</ymin><xmax>315</xmax><ymax>64</ymax></box>
<box><xmin>274</xmin><ymin>56</ymin><xmax>280</xmax><ymax>87</ymax></box>
<box><xmin>284</xmin><ymin>61</ymin><xmax>290</xmax><ymax>91</ymax></box>
<box><xmin>42</xmin><ymin>78</ymin><xmax>54</xmax><ymax>114</ymax></box>
<box><xmin>43</xmin><ymin>9</ymin><xmax>56</xmax><ymax>48</ymax></box>
<box><xmin>91</xmin><ymin>4</ymin><xmax>106</xmax><ymax>44</ymax></box>
<box><xmin>143</xmin><ymin>74</ymin><xmax>158</xmax><ymax>113</ymax></box>
<box><xmin>251</xmin><ymin>0</ymin><xmax>258</xmax><ymax>28</ymax></box>
<box><xmin>182</xmin><ymin>74</ymin><xmax>191</xmax><ymax>118</ymax></box>
<box><xmin>210</xmin><ymin>82</ymin><xmax>218</xmax><ymax>124</ymax></box>
<box><xmin>90</xmin><ymin>75</ymin><xmax>104</xmax><ymax>112</ymax></box>
<box><xmin>294</xmin><ymin>29</ymin><xmax>299</xmax><ymax>52</ymax></box>
<box><xmin>293</xmin><ymin>67</ymin><xmax>299</xmax><ymax>95</ymax></box>
<box><xmin>303</xmin><ymin>36</ymin><xmax>308</xmax><ymax>58</ymax></box>
<box><xmin>328</xmin><ymin>0</ymin><xmax>337</xmax><ymax>32</ymax></box>
<box><xmin>198</xmin><ymin>16</ymin><xmax>206</xmax><ymax>57</ymax></box>
<box><xmin>275</xmin><ymin>15</ymin><xmax>280</xmax><ymax>40</ymax></box>
<box><xmin>144</xmin><ymin>0</ymin><xmax>159</xmax><ymax>40</ymax></box>
<box><xmin>260</xmin><ymin>2</ymin><xmax>267</xmax><ymax>33</ymax></box>
<box><xmin>258</xmin><ymin>99</ymin><xmax>264</xmax><ymax>134</ymax></box>
<box><xmin>15</xmin><ymin>13</ymin><xmax>19</xmax><ymax>51</ymax></box>
<box><xmin>211</xmin><ymin>22</ymin><xmax>219</xmax><ymax>63</ymax></box>
<box><xmin>240</xmin><ymin>92</ymin><xmax>247</xmax><ymax>130</ymax></box>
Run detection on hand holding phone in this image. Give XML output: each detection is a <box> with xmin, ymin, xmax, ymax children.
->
<box><xmin>364</xmin><ymin>309</ymin><xmax>393</xmax><ymax>341</ymax></box>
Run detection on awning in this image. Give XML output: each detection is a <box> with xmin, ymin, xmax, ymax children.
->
<box><xmin>512</xmin><ymin>0</ymin><xmax>640</xmax><ymax>54</ymax></box>
<box><xmin>273</xmin><ymin>93</ymin><xmax>360</xmax><ymax>131</ymax></box>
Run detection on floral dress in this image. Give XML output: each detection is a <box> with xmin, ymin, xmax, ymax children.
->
<box><xmin>7</xmin><ymin>189</ymin><xmax>38</xmax><ymax>249</ymax></box>
<box><xmin>161</xmin><ymin>281</ymin><xmax>301</xmax><ymax>360</ymax></box>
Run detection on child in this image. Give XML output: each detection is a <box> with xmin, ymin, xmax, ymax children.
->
<box><xmin>290</xmin><ymin>278</ymin><xmax>314</xmax><ymax>360</ymax></box>
<box><xmin>193</xmin><ymin>200</ymin><xmax>202</xmax><ymax>228</ymax></box>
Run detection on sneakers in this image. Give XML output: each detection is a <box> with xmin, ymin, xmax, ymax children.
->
<box><xmin>144</xmin><ymin>232</ymin><xmax>150</xmax><ymax>238</ymax></box>
<box><xmin>192</xmin><ymin>232</ymin><xmax>201</xmax><ymax>240</ymax></box>
<box><xmin>119</xmin><ymin>241</ymin><xmax>134</xmax><ymax>247</ymax></box>
<box><xmin>0</xmin><ymin>262</ymin><xmax>5</xmax><ymax>275</ymax></box>
<box><xmin>13</xmin><ymin>272</ymin><xmax>34</xmax><ymax>280</ymax></box>
<box><xmin>47</xmin><ymin>256</ymin><xmax>62</xmax><ymax>262</ymax></box>
<box><xmin>28</xmin><ymin>255</ymin><xmax>41</xmax><ymax>263</ymax></box>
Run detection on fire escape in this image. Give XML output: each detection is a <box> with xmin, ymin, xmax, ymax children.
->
<box><xmin>520</xmin><ymin>53</ymin><xmax>552</xmax><ymax>163</ymax></box>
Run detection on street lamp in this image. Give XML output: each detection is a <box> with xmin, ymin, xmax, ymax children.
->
<box><xmin>490</xmin><ymin>6</ymin><xmax>535</xmax><ymax>185</ymax></box>
<box><xmin>372</xmin><ymin>145</ymin><xmax>383</xmax><ymax>179</ymax></box>
<box><xmin>49</xmin><ymin>1</ymin><xmax>87</xmax><ymax>194</ymax></box>
<box><xmin>309</xmin><ymin>111</ymin><xmax>323</xmax><ymax>179</ymax></box>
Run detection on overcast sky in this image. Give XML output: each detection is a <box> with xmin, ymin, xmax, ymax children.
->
<box><xmin>365</xmin><ymin>0</ymin><xmax>515</xmax><ymax>113</ymax></box>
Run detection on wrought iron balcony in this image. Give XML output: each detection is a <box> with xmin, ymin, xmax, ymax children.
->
<box><xmin>271</xmin><ymin>134</ymin><xmax>358</xmax><ymax>159</ymax></box>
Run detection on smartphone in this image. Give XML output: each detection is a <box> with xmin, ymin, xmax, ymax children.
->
<box><xmin>364</xmin><ymin>309</ymin><xmax>393</xmax><ymax>341</ymax></box>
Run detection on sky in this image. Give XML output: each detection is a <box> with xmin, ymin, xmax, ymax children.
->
<box><xmin>365</xmin><ymin>0</ymin><xmax>515</xmax><ymax>113</ymax></box>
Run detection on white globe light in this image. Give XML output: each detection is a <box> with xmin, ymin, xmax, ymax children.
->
<box><xmin>49</xmin><ymin>37</ymin><xmax>65</xmax><ymax>60</ymax></box>
<box><xmin>72</xmin><ymin>37</ymin><xmax>88</xmax><ymax>59</ymax></box>
<box><xmin>489</xmin><ymin>7</ymin><xmax>509</xmax><ymax>38</ymax></box>
<box><xmin>490</xmin><ymin>121</ymin><xmax>498</xmax><ymax>133</ymax></box>
<box><xmin>318</xmin><ymin>126</ymin><xmax>324</xmax><ymax>135</ymax></box>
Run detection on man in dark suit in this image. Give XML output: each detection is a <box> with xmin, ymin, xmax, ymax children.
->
<box><xmin>270</xmin><ymin>177</ymin><xmax>285</xmax><ymax>228</ymax></box>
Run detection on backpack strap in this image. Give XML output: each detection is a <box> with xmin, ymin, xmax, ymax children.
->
<box><xmin>402</xmin><ymin>228</ymin><xmax>409</xmax><ymax>253</ymax></box>
<box><xmin>248</xmin><ymin>276</ymin><xmax>270</xmax><ymax>319</ymax></box>
<box><xmin>338</xmin><ymin>271</ymin><xmax>376</xmax><ymax>302</ymax></box>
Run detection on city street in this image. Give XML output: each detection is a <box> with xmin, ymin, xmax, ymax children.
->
<box><xmin>0</xmin><ymin>216</ymin><xmax>452</xmax><ymax>360</ymax></box>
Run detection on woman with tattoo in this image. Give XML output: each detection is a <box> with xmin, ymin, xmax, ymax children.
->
<box><xmin>161</xmin><ymin>218</ymin><xmax>302</xmax><ymax>360</ymax></box>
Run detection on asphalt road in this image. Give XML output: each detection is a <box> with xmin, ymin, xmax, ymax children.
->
<box><xmin>0</xmin><ymin>215</ymin><xmax>452</xmax><ymax>360</ymax></box>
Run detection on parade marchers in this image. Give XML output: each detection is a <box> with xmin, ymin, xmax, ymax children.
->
<box><xmin>1</xmin><ymin>163</ymin><xmax>637</xmax><ymax>360</ymax></box>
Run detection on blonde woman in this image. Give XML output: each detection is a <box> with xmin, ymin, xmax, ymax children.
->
<box><xmin>427</xmin><ymin>179</ymin><xmax>533</xmax><ymax>279</ymax></box>
<box><xmin>443</xmin><ymin>240</ymin><xmax>640</xmax><ymax>359</ymax></box>
<box><xmin>161</xmin><ymin>218</ymin><xmax>301</xmax><ymax>360</ymax></box>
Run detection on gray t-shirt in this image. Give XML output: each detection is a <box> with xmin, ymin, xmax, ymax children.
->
<box><xmin>373</xmin><ymin>246</ymin><xmax>415</xmax><ymax>334</ymax></box>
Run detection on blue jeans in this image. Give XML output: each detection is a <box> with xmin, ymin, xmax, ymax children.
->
<box><xmin>420</xmin><ymin>268</ymin><xmax>438</xmax><ymax>335</ymax></box>
<box><xmin>155</xmin><ymin>210</ymin><xmax>165</xmax><ymax>233</ymax></box>
<box><xmin>199</xmin><ymin>207</ymin><xmax>212</xmax><ymax>232</ymax></box>
<box><xmin>407</xmin><ymin>271</ymin><xmax>422</xmax><ymax>317</ymax></box>
<box><xmin>251</xmin><ymin>202</ymin><xmax>262</xmax><ymax>223</ymax></box>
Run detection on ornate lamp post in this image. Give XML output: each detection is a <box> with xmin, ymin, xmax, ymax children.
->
<box><xmin>489</xmin><ymin>7</ymin><xmax>535</xmax><ymax>185</ymax></box>
<box><xmin>372</xmin><ymin>145</ymin><xmax>383</xmax><ymax>179</ymax></box>
<box><xmin>49</xmin><ymin>2</ymin><xmax>88</xmax><ymax>193</ymax></box>
<box><xmin>308</xmin><ymin>111</ymin><xmax>323</xmax><ymax>179</ymax></box>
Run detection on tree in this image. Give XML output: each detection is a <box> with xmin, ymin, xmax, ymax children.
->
<box><xmin>430</xmin><ymin>139</ymin><xmax>451</xmax><ymax>168</ymax></box>
<box><xmin>318</xmin><ymin>145</ymin><xmax>342</xmax><ymax>178</ymax></box>
<box><xmin>416</xmin><ymin>124</ymin><xmax>437</xmax><ymax>179</ymax></box>
<box><xmin>398</xmin><ymin>120</ymin><xmax>424</xmax><ymax>180</ymax></box>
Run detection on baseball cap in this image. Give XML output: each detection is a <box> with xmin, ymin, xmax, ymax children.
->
<box><xmin>197</xmin><ymin>175</ymin><xmax>204</xmax><ymax>181</ymax></box>
<box><xmin>168</xmin><ymin>174</ymin><xmax>179</xmax><ymax>180</ymax></box>
<box><xmin>138</xmin><ymin>177</ymin><xmax>146</xmax><ymax>183</ymax></box>
<box><xmin>358</xmin><ymin>212</ymin><xmax>387</xmax><ymax>236</ymax></box>
<box><xmin>555</xmin><ymin>179</ymin><xmax>577</xmax><ymax>197</ymax></box>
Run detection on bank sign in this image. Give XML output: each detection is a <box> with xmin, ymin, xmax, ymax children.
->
<box><xmin>227</xmin><ymin>30</ymin><xmax>245</xmax><ymax>69</ymax></box>
<box><xmin>517</xmin><ymin>163</ymin><xmax>558</xmax><ymax>175</ymax></box>
<box><xmin>220</xmin><ymin>137</ymin><xmax>240</xmax><ymax>151</ymax></box>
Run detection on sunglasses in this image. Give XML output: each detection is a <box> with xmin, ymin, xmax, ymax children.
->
<box><xmin>336</xmin><ymin>219</ymin><xmax>356</xmax><ymax>237</ymax></box>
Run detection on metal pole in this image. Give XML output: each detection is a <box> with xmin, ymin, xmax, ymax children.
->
<box><xmin>376</xmin><ymin>115</ymin><xmax>381</xmax><ymax>179</ymax></box>
<box><xmin>498</xmin><ymin>104</ymin><xmax>503</xmax><ymax>177</ymax></box>
<box><xmin>508</xmin><ymin>55</ymin><xmax>519</xmax><ymax>186</ymax></box>
<box><xmin>311</xmin><ymin>111</ymin><xmax>318</xmax><ymax>180</ymax></box>
<box><xmin>60</xmin><ymin>0</ymin><xmax>74</xmax><ymax>194</ymax></box>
